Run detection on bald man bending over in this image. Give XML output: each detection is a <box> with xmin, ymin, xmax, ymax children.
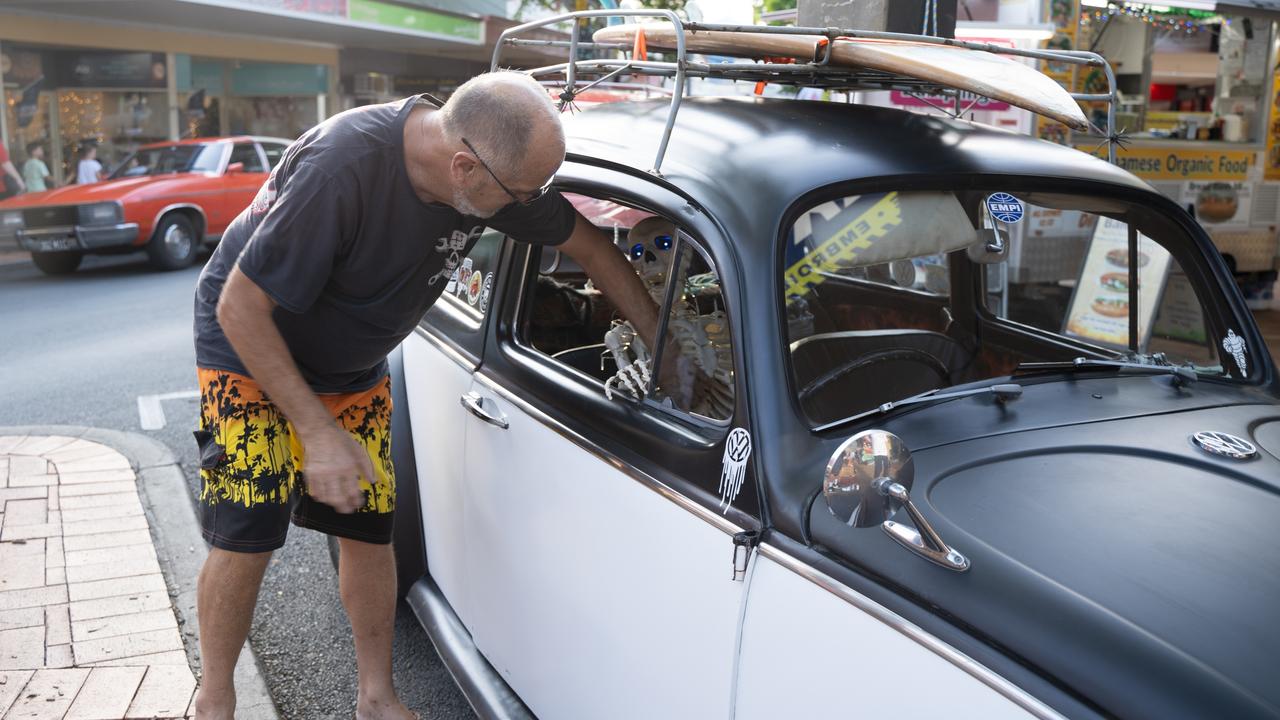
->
<box><xmin>190</xmin><ymin>72</ymin><xmax>665</xmax><ymax>719</ymax></box>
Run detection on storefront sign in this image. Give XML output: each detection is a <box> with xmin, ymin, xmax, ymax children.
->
<box><xmin>348</xmin><ymin>0</ymin><xmax>482</xmax><ymax>42</ymax></box>
<box><xmin>230</xmin><ymin>63</ymin><xmax>329</xmax><ymax>96</ymax></box>
<box><xmin>1075</xmin><ymin>145</ymin><xmax>1254</xmax><ymax>181</ymax></box>
<box><xmin>258</xmin><ymin>0</ymin><xmax>346</xmax><ymax>16</ymax></box>
<box><xmin>888</xmin><ymin>90</ymin><xmax>1009</xmax><ymax>111</ymax></box>
<box><xmin>1065</xmin><ymin>217</ymin><xmax>1172</xmax><ymax>349</ymax></box>
<box><xmin>56</xmin><ymin>52</ymin><xmax>167</xmax><ymax>88</ymax></box>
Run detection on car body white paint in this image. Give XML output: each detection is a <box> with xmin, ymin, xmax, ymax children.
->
<box><xmin>459</xmin><ymin>374</ymin><xmax>746</xmax><ymax>719</ymax></box>
<box><xmin>402</xmin><ymin>330</ymin><xmax>476</xmax><ymax>632</ymax></box>
<box><xmin>735</xmin><ymin>552</ymin><xmax>1041</xmax><ymax>719</ymax></box>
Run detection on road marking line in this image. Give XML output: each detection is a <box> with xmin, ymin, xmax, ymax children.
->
<box><xmin>136</xmin><ymin>390</ymin><xmax>200</xmax><ymax>431</ymax></box>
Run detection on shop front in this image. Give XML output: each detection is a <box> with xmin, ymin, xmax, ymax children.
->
<box><xmin>0</xmin><ymin>11</ymin><xmax>340</xmax><ymax>188</ymax></box>
<box><xmin>1</xmin><ymin>44</ymin><xmax>330</xmax><ymax>187</ymax></box>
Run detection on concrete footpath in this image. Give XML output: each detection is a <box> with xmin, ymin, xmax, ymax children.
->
<box><xmin>0</xmin><ymin>428</ymin><xmax>277</xmax><ymax>720</ymax></box>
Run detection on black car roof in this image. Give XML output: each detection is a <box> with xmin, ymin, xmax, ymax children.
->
<box><xmin>563</xmin><ymin>96</ymin><xmax>1152</xmax><ymax>234</ymax></box>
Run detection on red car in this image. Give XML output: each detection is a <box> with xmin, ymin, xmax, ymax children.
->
<box><xmin>0</xmin><ymin>136</ymin><xmax>289</xmax><ymax>275</ymax></box>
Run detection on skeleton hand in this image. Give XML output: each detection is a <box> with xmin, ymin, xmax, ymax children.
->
<box><xmin>604</xmin><ymin>322</ymin><xmax>652</xmax><ymax>400</ymax></box>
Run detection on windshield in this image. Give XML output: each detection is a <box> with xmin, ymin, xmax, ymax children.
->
<box><xmin>109</xmin><ymin>143</ymin><xmax>223</xmax><ymax>179</ymax></box>
<box><xmin>783</xmin><ymin>187</ymin><xmax>1239</xmax><ymax>428</ymax></box>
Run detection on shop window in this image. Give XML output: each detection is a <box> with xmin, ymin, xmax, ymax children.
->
<box><xmin>57</xmin><ymin>90</ymin><xmax>174</xmax><ymax>175</ymax></box>
<box><xmin>227</xmin><ymin>97</ymin><xmax>319</xmax><ymax>140</ymax></box>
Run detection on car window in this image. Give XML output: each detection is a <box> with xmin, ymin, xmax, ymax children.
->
<box><xmin>437</xmin><ymin>227</ymin><xmax>503</xmax><ymax>320</ymax></box>
<box><xmin>260</xmin><ymin>142</ymin><xmax>287</xmax><ymax>169</ymax></box>
<box><xmin>229</xmin><ymin>143</ymin><xmax>266</xmax><ymax>173</ymax></box>
<box><xmin>522</xmin><ymin>193</ymin><xmax>737</xmax><ymax>423</ymax></box>
<box><xmin>108</xmin><ymin>143</ymin><xmax>222</xmax><ymax>179</ymax></box>
<box><xmin>987</xmin><ymin>199</ymin><xmax>1219</xmax><ymax>368</ymax></box>
<box><xmin>783</xmin><ymin>188</ymin><xmax>1234</xmax><ymax>428</ymax></box>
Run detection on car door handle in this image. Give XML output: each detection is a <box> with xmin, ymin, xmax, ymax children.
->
<box><xmin>460</xmin><ymin>391</ymin><xmax>509</xmax><ymax>430</ymax></box>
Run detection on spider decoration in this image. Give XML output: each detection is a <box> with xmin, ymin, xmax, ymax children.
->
<box><xmin>602</xmin><ymin>217</ymin><xmax>735</xmax><ymax>418</ymax></box>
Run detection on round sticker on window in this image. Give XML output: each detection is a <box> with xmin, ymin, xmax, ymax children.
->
<box><xmin>466</xmin><ymin>271</ymin><xmax>483</xmax><ymax>306</ymax></box>
<box><xmin>986</xmin><ymin>193</ymin><xmax>1024</xmax><ymax>224</ymax></box>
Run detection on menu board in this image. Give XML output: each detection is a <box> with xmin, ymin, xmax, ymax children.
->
<box><xmin>1151</xmin><ymin>273</ymin><xmax>1209</xmax><ymax>345</ymax></box>
<box><xmin>1064</xmin><ymin>217</ymin><xmax>1172</xmax><ymax>349</ymax></box>
<box><xmin>1182</xmin><ymin>181</ymin><xmax>1253</xmax><ymax>229</ymax></box>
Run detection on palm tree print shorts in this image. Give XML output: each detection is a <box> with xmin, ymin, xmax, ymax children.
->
<box><xmin>193</xmin><ymin>368</ymin><xmax>396</xmax><ymax>553</ymax></box>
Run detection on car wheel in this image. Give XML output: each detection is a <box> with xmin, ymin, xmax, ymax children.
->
<box><xmin>31</xmin><ymin>251</ymin><xmax>83</xmax><ymax>275</ymax></box>
<box><xmin>147</xmin><ymin>213</ymin><xmax>198</xmax><ymax>271</ymax></box>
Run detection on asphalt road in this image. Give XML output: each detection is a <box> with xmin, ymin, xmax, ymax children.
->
<box><xmin>0</xmin><ymin>251</ymin><xmax>472</xmax><ymax>720</ymax></box>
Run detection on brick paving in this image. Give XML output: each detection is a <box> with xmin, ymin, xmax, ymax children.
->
<box><xmin>0</xmin><ymin>436</ymin><xmax>196</xmax><ymax>719</ymax></box>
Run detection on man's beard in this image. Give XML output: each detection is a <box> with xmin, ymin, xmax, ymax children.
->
<box><xmin>452</xmin><ymin>185</ymin><xmax>495</xmax><ymax>219</ymax></box>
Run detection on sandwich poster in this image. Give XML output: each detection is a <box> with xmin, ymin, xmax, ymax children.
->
<box><xmin>1064</xmin><ymin>217</ymin><xmax>1172</xmax><ymax>349</ymax></box>
<box><xmin>1182</xmin><ymin>181</ymin><xmax>1252</xmax><ymax>229</ymax></box>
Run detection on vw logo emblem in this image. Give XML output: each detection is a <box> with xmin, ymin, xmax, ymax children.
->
<box><xmin>1190</xmin><ymin>431</ymin><xmax>1257</xmax><ymax>460</ymax></box>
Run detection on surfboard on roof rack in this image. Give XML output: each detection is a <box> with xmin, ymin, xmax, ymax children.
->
<box><xmin>592</xmin><ymin>24</ymin><xmax>1089</xmax><ymax>132</ymax></box>
<box><xmin>491</xmin><ymin>9</ymin><xmax>1120</xmax><ymax>174</ymax></box>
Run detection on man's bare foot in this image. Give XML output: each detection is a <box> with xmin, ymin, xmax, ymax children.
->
<box><xmin>355</xmin><ymin>693</ymin><xmax>417</xmax><ymax>720</ymax></box>
<box><xmin>192</xmin><ymin>687</ymin><xmax>235</xmax><ymax>720</ymax></box>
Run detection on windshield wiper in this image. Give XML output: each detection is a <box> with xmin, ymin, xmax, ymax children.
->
<box><xmin>1014</xmin><ymin>356</ymin><xmax>1197</xmax><ymax>386</ymax></box>
<box><xmin>814</xmin><ymin>383</ymin><xmax>1023</xmax><ymax>433</ymax></box>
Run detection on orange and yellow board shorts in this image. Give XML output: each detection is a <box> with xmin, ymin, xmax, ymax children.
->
<box><xmin>194</xmin><ymin>368</ymin><xmax>396</xmax><ymax>553</ymax></box>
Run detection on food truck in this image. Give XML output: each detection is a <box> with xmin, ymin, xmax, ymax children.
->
<box><xmin>1061</xmin><ymin>0</ymin><xmax>1280</xmax><ymax>309</ymax></box>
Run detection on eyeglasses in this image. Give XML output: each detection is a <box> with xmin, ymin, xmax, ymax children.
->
<box><xmin>461</xmin><ymin>137</ymin><xmax>551</xmax><ymax>207</ymax></box>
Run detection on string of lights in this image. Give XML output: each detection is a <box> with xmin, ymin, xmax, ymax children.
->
<box><xmin>1079</xmin><ymin>3</ymin><xmax>1226</xmax><ymax>34</ymax></box>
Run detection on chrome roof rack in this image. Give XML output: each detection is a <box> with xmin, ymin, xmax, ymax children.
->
<box><xmin>492</xmin><ymin>10</ymin><xmax>1119</xmax><ymax>175</ymax></box>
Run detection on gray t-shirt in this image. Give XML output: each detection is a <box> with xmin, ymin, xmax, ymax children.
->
<box><xmin>194</xmin><ymin>95</ymin><xmax>574</xmax><ymax>392</ymax></box>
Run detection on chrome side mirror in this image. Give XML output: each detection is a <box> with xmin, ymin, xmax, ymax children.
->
<box><xmin>823</xmin><ymin>430</ymin><xmax>913</xmax><ymax>528</ymax></box>
<box><xmin>823</xmin><ymin>430</ymin><xmax>970</xmax><ymax>572</ymax></box>
<box><xmin>966</xmin><ymin>201</ymin><xmax>1008</xmax><ymax>265</ymax></box>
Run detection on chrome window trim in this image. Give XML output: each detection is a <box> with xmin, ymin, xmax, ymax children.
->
<box><xmin>439</xmin><ymin>290</ymin><xmax>484</xmax><ymax>323</ymax></box>
<box><xmin>756</xmin><ymin>543</ymin><xmax>1067</xmax><ymax>720</ymax></box>
<box><xmin>411</xmin><ymin>325</ymin><xmax>477</xmax><ymax>373</ymax></box>
<box><xmin>472</xmin><ymin>369</ymin><xmax>745</xmax><ymax>540</ymax></box>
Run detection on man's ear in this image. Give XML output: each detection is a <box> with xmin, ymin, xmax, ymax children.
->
<box><xmin>448</xmin><ymin>152</ymin><xmax>474</xmax><ymax>186</ymax></box>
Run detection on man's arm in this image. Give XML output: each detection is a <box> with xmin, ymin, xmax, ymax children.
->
<box><xmin>557</xmin><ymin>211</ymin><xmax>663</xmax><ymax>347</ymax></box>
<box><xmin>217</xmin><ymin>266</ymin><xmax>371</xmax><ymax>513</ymax></box>
<box><xmin>2</xmin><ymin>161</ymin><xmax>25</xmax><ymax>193</ymax></box>
<box><xmin>557</xmin><ymin>210</ymin><xmax>697</xmax><ymax>401</ymax></box>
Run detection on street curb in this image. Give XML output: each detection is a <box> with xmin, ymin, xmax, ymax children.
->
<box><xmin>0</xmin><ymin>425</ymin><xmax>279</xmax><ymax>720</ymax></box>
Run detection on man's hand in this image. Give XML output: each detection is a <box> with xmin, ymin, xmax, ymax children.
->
<box><xmin>298</xmin><ymin>425</ymin><xmax>373</xmax><ymax>514</ymax></box>
<box><xmin>218</xmin><ymin>266</ymin><xmax>372</xmax><ymax>513</ymax></box>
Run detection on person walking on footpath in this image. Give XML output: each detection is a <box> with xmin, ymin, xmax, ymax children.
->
<box><xmin>22</xmin><ymin>142</ymin><xmax>50</xmax><ymax>193</ymax></box>
<box><xmin>75</xmin><ymin>144</ymin><xmax>104</xmax><ymax>185</ymax></box>
<box><xmin>190</xmin><ymin>71</ymin><xmax>677</xmax><ymax>720</ymax></box>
